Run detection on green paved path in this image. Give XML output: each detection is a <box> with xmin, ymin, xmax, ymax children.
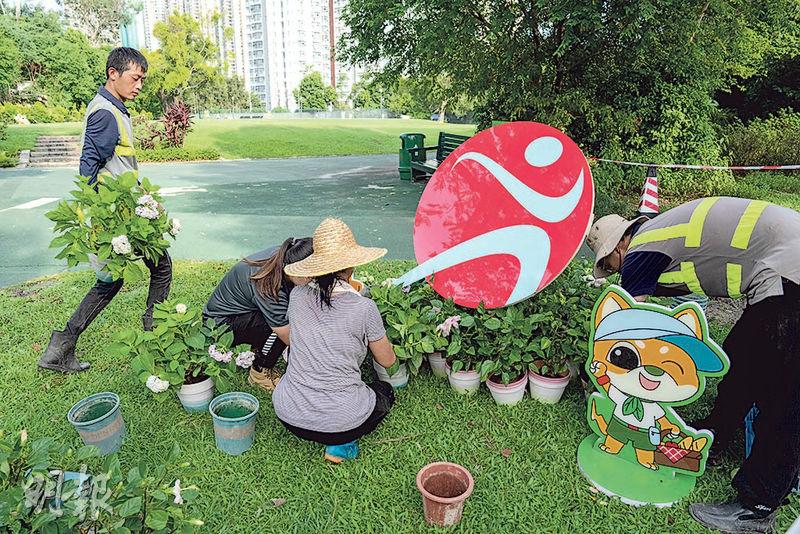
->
<box><xmin>0</xmin><ymin>155</ymin><xmax>420</xmax><ymax>287</ymax></box>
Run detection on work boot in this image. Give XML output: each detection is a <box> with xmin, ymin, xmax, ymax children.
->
<box><xmin>689</xmin><ymin>501</ymin><xmax>776</xmax><ymax>533</ymax></box>
<box><xmin>38</xmin><ymin>330</ymin><xmax>90</xmax><ymax>373</ymax></box>
<box><xmin>324</xmin><ymin>441</ymin><xmax>359</xmax><ymax>463</ymax></box>
<box><xmin>248</xmin><ymin>367</ymin><xmax>281</xmax><ymax>391</ymax></box>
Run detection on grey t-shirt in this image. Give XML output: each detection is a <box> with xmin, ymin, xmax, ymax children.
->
<box><xmin>272</xmin><ymin>285</ymin><xmax>387</xmax><ymax>433</ymax></box>
<box><xmin>203</xmin><ymin>246</ymin><xmax>290</xmax><ymax>327</ymax></box>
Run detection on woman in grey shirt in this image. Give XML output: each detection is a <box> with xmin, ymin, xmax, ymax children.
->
<box><xmin>273</xmin><ymin>218</ymin><xmax>397</xmax><ymax>463</ymax></box>
<box><xmin>204</xmin><ymin>237</ymin><xmax>312</xmax><ymax>391</ymax></box>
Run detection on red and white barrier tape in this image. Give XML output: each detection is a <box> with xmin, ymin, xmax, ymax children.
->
<box><xmin>592</xmin><ymin>158</ymin><xmax>800</xmax><ymax>171</ymax></box>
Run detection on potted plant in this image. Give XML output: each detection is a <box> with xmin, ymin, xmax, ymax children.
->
<box><xmin>444</xmin><ymin>308</ymin><xmax>483</xmax><ymax>395</ymax></box>
<box><xmin>525</xmin><ymin>263</ymin><xmax>598</xmax><ymax>403</ymax></box>
<box><xmin>45</xmin><ymin>172</ymin><xmax>180</xmax><ymax>284</ymax></box>
<box><xmin>480</xmin><ymin>306</ymin><xmax>549</xmax><ymax>405</ymax></box>
<box><xmin>371</xmin><ymin>281</ymin><xmax>448</xmax><ymax>387</ymax></box>
<box><xmin>111</xmin><ymin>301</ymin><xmax>253</xmax><ymax>412</ymax></box>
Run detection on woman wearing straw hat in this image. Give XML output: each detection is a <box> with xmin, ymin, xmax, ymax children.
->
<box><xmin>203</xmin><ymin>237</ymin><xmax>313</xmax><ymax>391</ymax></box>
<box><xmin>273</xmin><ymin>218</ymin><xmax>398</xmax><ymax>463</ymax></box>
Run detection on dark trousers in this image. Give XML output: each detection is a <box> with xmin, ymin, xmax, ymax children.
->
<box><xmin>210</xmin><ymin>310</ymin><xmax>284</xmax><ymax>370</ymax></box>
<box><xmin>64</xmin><ymin>252</ymin><xmax>172</xmax><ymax>335</ymax></box>
<box><xmin>702</xmin><ymin>279</ymin><xmax>800</xmax><ymax>512</ymax></box>
<box><xmin>280</xmin><ymin>381</ymin><xmax>395</xmax><ymax>446</ymax></box>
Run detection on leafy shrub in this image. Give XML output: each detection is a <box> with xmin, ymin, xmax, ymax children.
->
<box><xmin>138</xmin><ymin>148</ymin><xmax>220</xmax><ymax>162</ymax></box>
<box><xmin>0</xmin><ymin>151</ymin><xmax>15</xmax><ymax>168</ymax></box>
<box><xmin>162</xmin><ymin>100</ymin><xmax>193</xmax><ymax>148</ymax></box>
<box><xmin>271</xmin><ymin>106</ymin><xmax>290</xmax><ymax>113</ymax></box>
<box><xmin>725</xmin><ymin>109</ymin><xmax>800</xmax><ymax>167</ymax></box>
<box><xmin>112</xmin><ymin>301</ymin><xmax>251</xmax><ymax>399</ymax></box>
<box><xmin>132</xmin><ymin>115</ymin><xmax>164</xmax><ymax>150</ymax></box>
<box><xmin>371</xmin><ymin>281</ymin><xmax>448</xmax><ymax>375</ymax></box>
<box><xmin>0</xmin><ymin>102</ymin><xmax>84</xmax><ymax>124</ymax></box>
<box><xmin>45</xmin><ymin>172</ymin><xmax>179</xmax><ymax>283</ymax></box>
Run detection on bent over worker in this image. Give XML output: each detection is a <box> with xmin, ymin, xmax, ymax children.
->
<box><xmin>587</xmin><ymin>196</ymin><xmax>800</xmax><ymax>534</ymax></box>
<box><xmin>38</xmin><ymin>47</ymin><xmax>172</xmax><ymax>374</ymax></box>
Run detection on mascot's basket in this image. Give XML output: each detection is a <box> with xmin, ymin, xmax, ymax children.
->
<box><xmin>654</xmin><ymin>431</ymin><xmax>701</xmax><ymax>472</ymax></box>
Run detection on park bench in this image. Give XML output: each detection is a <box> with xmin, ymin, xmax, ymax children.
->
<box><xmin>408</xmin><ymin>132</ymin><xmax>470</xmax><ymax>182</ymax></box>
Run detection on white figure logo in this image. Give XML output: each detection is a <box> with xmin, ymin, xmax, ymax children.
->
<box><xmin>395</xmin><ymin>136</ymin><xmax>587</xmax><ymax>306</ymax></box>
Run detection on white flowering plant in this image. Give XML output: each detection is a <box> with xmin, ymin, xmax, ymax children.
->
<box><xmin>45</xmin><ymin>172</ymin><xmax>179</xmax><ymax>283</ymax></box>
<box><xmin>109</xmin><ymin>301</ymin><xmax>252</xmax><ymax>401</ymax></box>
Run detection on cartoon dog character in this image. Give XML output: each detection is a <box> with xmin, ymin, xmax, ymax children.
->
<box><xmin>588</xmin><ymin>287</ymin><xmax>726</xmax><ymax>471</ymax></box>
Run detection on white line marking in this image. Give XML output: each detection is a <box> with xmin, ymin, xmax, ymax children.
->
<box><xmin>159</xmin><ymin>186</ymin><xmax>208</xmax><ymax>196</ymax></box>
<box><xmin>318</xmin><ymin>166</ymin><xmax>373</xmax><ymax>179</ymax></box>
<box><xmin>0</xmin><ymin>197</ymin><xmax>60</xmax><ymax>212</ymax></box>
<box><xmin>363</xmin><ymin>184</ymin><xmax>394</xmax><ymax>190</ymax></box>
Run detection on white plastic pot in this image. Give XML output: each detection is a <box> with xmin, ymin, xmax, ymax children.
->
<box><xmin>486</xmin><ymin>374</ymin><xmax>528</xmax><ymax>405</ymax></box>
<box><xmin>447</xmin><ymin>366</ymin><xmax>480</xmax><ymax>395</ymax></box>
<box><xmin>428</xmin><ymin>352</ymin><xmax>448</xmax><ymax>378</ymax></box>
<box><xmin>527</xmin><ymin>369</ymin><xmax>570</xmax><ymax>404</ymax></box>
<box><xmin>177</xmin><ymin>377</ymin><xmax>215</xmax><ymax>413</ymax></box>
<box><xmin>373</xmin><ymin>360</ymin><xmax>409</xmax><ymax>388</ymax></box>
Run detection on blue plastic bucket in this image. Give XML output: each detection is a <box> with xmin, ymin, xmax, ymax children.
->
<box><xmin>209</xmin><ymin>392</ymin><xmax>259</xmax><ymax>456</ymax></box>
<box><xmin>67</xmin><ymin>392</ymin><xmax>125</xmax><ymax>455</ymax></box>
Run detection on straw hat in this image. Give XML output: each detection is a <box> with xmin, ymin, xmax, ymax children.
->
<box><xmin>284</xmin><ymin>218</ymin><xmax>387</xmax><ymax>277</ymax></box>
<box><xmin>586</xmin><ymin>214</ymin><xmax>648</xmax><ymax>278</ymax></box>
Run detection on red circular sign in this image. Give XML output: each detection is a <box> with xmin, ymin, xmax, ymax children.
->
<box><xmin>398</xmin><ymin>122</ymin><xmax>594</xmax><ymax>309</ymax></box>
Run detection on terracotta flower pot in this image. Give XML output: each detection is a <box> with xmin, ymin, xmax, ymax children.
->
<box><xmin>416</xmin><ymin>462</ymin><xmax>474</xmax><ymax>527</ymax></box>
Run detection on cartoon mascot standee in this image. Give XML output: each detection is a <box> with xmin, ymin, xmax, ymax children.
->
<box><xmin>577</xmin><ymin>285</ymin><xmax>729</xmax><ymax>507</ymax></box>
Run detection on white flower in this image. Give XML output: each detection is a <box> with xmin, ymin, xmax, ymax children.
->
<box><xmin>172</xmin><ymin>479</ymin><xmax>183</xmax><ymax>505</ymax></box>
<box><xmin>145</xmin><ymin>375</ymin><xmax>169</xmax><ymax>393</ymax></box>
<box><xmin>175</xmin><ymin>303</ymin><xmax>187</xmax><ymax>314</ymax></box>
<box><xmin>170</xmin><ymin>218</ymin><xmax>182</xmax><ymax>236</ymax></box>
<box><xmin>381</xmin><ymin>278</ymin><xmax>397</xmax><ymax>287</ymax></box>
<box><xmin>135</xmin><ymin>205</ymin><xmax>159</xmax><ymax>220</ymax></box>
<box><xmin>208</xmin><ymin>345</ymin><xmax>232</xmax><ymax>363</ymax></box>
<box><xmin>111</xmin><ymin>235</ymin><xmax>132</xmax><ymax>255</ymax></box>
<box><xmin>235</xmin><ymin>351</ymin><xmax>255</xmax><ymax>368</ymax></box>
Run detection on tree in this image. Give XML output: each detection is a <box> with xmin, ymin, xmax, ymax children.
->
<box><xmin>140</xmin><ymin>13</ymin><xmax>223</xmax><ymax>110</ymax></box>
<box><xmin>0</xmin><ymin>9</ymin><xmax>63</xmax><ymax>85</ymax></box>
<box><xmin>292</xmin><ymin>71</ymin><xmax>337</xmax><ymax>110</ymax></box>
<box><xmin>40</xmin><ymin>29</ymin><xmax>106</xmax><ymax>107</ymax></box>
<box><xmin>0</xmin><ymin>31</ymin><xmax>20</xmax><ymax>99</ymax></box>
<box><xmin>63</xmin><ymin>0</ymin><xmax>133</xmax><ymax>46</ymax></box>
<box><xmin>341</xmin><ymin>0</ymin><xmax>799</xmax><ymax>195</ymax></box>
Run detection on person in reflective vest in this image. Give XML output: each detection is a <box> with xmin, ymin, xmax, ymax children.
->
<box><xmin>38</xmin><ymin>48</ymin><xmax>172</xmax><ymax>374</ymax></box>
<box><xmin>587</xmin><ymin>196</ymin><xmax>800</xmax><ymax>533</ymax></box>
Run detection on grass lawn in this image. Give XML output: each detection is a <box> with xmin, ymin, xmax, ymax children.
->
<box><xmin>1</xmin><ymin>119</ymin><xmax>474</xmax><ymax>160</ymax></box>
<box><xmin>183</xmin><ymin>118</ymin><xmax>475</xmax><ymax>160</ymax></box>
<box><xmin>2</xmin><ymin>260</ymin><xmax>798</xmax><ymax>533</ymax></box>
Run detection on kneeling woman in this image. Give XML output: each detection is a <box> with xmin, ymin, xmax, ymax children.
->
<box><xmin>272</xmin><ymin>218</ymin><xmax>397</xmax><ymax>463</ymax></box>
<box><xmin>203</xmin><ymin>237</ymin><xmax>313</xmax><ymax>390</ymax></box>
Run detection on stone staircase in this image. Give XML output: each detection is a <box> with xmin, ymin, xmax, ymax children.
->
<box><xmin>28</xmin><ymin>135</ymin><xmax>81</xmax><ymax>167</ymax></box>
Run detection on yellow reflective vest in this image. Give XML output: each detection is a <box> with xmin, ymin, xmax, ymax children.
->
<box><xmin>627</xmin><ymin>197</ymin><xmax>800</xmax><ymax>304</ymax></box>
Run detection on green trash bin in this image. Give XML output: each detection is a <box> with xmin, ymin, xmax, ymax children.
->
<box><xmin>399</xmin><ymin>133</ymin><xmax>426</xmax><ymax>181</ymax></box>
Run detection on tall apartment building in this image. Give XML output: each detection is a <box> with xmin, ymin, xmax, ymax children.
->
<box><xmin>140</xmin><ymin>0</ymin><xmax>245</xmax><ymax>79</ymax></box>
<box><xmin>244</xmin><ymin>0</ymin><xmax>360</xmax><ymax>110</ymax></box>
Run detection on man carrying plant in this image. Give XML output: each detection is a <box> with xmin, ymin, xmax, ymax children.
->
<box><xmin>586</xmin><ymin>197</ymin><xmax>800</xmax><ymax>533</ymax></box>
<box><xmin>38</xmin><ymin>47</ymin><xmax>172</xmax><ymax>374</ymax></box>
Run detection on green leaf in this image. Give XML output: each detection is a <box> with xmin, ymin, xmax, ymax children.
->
<box><xmin>145</xmin><ymin>509</ymin><xmax>169</xmax><ymax>531</ymax></box>
<box><xmin>484</xmin><ymin>317</ymin><xmax>502</xmax><ymax>330</ymax></box>
<box><xmin>118</xmin><ymin>496</ymin><xmax>143</xmax><ymax>518</ymax></box>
